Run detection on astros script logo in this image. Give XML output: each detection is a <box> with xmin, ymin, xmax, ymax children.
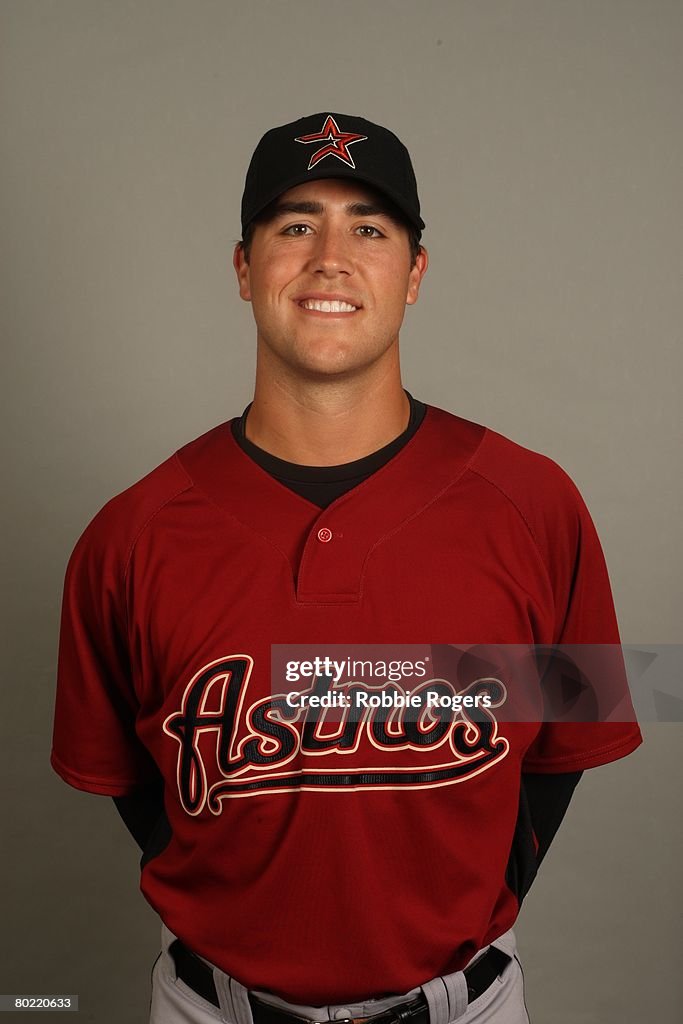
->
<box><xmin>163</xmin><ymin>656</ymin><xmax>510</xmax><ymax>815</ymax></box>
<box><xmin>295</xmin><ymin>114</ymin><xmax>368</xmax><ymax>170</ymax></box>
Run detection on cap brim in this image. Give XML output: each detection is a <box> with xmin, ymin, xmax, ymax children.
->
<box><xmin>242</xmin><ymin>165</ymin><xmax>425</xmax><ymax>234</ymax></box>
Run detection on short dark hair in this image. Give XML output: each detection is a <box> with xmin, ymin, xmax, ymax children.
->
<box><xmin>240</xmin><ymin>189</ymin><xmax>422</xmax><ymax>269</ymax></box>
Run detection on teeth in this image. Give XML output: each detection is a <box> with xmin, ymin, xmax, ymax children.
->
<box><xmin>301</xmin><ymin>299</ymin><xmax>358</xmax><ymax>313</ymax></box>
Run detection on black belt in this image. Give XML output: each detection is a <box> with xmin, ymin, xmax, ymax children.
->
<box><xmin>169</xmin><ymin>940</ymin><xmax>511</xmax><ymax>1021</ymax></box>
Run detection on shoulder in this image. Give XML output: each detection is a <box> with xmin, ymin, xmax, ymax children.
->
<box><xmin>426</xmin><ymin>405</ymin><xmax>594</xmax><ymax>555</ymax></box>
<box><xmin>470</xmin><ymin>423</ymin><xmax>588</xmax><ymax>523</ymax></box>
<box><xmin>433</xmin><ymin>409</ymin><xmax>616</xmax><ymax>636</ymax></box>
<box><xmin>66</xmin><ymin>421</ymin><xmax>231</xmax><ymax>575</ymax></box>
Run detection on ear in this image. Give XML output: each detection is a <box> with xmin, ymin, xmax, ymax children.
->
<box><xmin>405</xmin><ymin>246</ymin><xmax>429</xmax><ymax>306</ymax></box>
<box><xmin>233</xmin><ymin>243</ymin><xmax>252</xmax><ymax>302</ymax></box>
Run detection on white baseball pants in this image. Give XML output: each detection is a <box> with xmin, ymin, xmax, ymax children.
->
<box><xmin>148</xmin><ymin>923</ymin><xmax>530</xmax><ymax>1024</ymax></box>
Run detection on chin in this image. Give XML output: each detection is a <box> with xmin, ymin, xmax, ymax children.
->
<box><xmin>291</xmin><ymin>344</ymin><xmax>371</xmax><ymax>378</ymax></box>
<box><xmin>295</xmin><ymin>359</ymin><xmax>365</xmax><ymax>381</ymax></box>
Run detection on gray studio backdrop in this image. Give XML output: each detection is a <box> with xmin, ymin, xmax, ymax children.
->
<box><xmin>2</xmin><ymin>2</ymin><xmax>681</xmax><ymax>1023</ymax></box>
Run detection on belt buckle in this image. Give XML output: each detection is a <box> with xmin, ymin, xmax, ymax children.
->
<box><xmin>312</xmin><ymin>1020</ymin><xmax>355</xmax><ymax>1024</ymax></box>
<box><xmin>312</xmin><ymin>1017</ymin><xmax>369</xmax><ymax>1024</ymax></box>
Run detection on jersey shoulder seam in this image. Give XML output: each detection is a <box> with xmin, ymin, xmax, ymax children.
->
<box><xmin>186</xmin><ymin>473</ymin><xmax>296</xmax><ymax>579</ymax></box>
<box><xmin>121</xmin><ymin>454</ymin><xmax>195</xmax><ymax>584</ymax></box>
<box><xmin>466</xmin><ymin>462</ymin><xmax>550</xmax><ymax>575</ymax></box>
<box><xmin>356</xmin><ymin>423</ymin><xmax>490</xmax><ymax>597</ymax></box>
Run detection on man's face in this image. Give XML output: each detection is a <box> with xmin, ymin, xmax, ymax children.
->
<box><xmin>233</xmin><ymin>178</ymin><xmax>428</xmax><ymax>381</ymax></box>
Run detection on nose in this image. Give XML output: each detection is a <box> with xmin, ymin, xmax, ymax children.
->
<box><xmin>306</xmin><ymin>224</ymin><xmax>354</xmax><ymax>277</ymax></box>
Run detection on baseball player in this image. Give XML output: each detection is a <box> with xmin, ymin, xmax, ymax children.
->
<box><xmin>51</xmin><ymin>113</ymin><xmax>642</xmax><ymax>1024</ymax></box>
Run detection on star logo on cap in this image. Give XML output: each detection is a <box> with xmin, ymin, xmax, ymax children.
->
<box><xmin>295</xmin><ymin>115</ymin><xmax>368</xmax><ymax>171</ymax></box>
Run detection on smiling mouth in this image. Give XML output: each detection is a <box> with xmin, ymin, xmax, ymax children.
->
<box><xmin>298</xmin><ymin>299</ymin><xmax>359</xmax><ymax>314</ymax></box>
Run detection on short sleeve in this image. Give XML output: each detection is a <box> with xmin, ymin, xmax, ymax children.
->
<box><xmin>51</xmin><ymin>510</ymin><xmax>158</xmax><ymax>796</ymax></box>
<box><xmin>521</xmin><ymin>472</ymin><xmax>642</xmax><ymax>772</ymax></box>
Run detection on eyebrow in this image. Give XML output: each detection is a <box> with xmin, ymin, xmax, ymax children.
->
<box><xmin>269</xmin><ymin>199</ymin><xmax>401</xmax><ymax>223</ymax></box>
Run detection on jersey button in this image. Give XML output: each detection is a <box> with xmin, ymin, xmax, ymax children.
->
<box><xmin>317</xmin><ymin>527</ymin><xmax>333</xmax><ymax>543</ymax></box>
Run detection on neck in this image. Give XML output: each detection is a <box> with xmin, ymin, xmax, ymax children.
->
<box><xmin>246</xmin><ymin>353</ymin><xmax>410</xmax><ymax>466</ymax></box>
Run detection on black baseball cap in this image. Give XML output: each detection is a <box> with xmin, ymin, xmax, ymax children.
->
<box><xmin>240</xmin><ymin>112</ymin><xmax>425</xmax><ymax>236</ymax></box>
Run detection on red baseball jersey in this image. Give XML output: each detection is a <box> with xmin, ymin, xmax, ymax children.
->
<box><xmin>51</xmin><ymin>405</ymin><xmax>642</xmax><ymax>1003</ymax></box>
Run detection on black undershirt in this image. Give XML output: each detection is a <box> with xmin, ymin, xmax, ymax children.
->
<box><xmin>114</xmin><ymin>393</ymin><xmax>582</xmax><ymax>894</ymax></box>
<box><xmin>231</xmin><ymin>391</ymin><xmax>427</xmax><ymax>507</ymax></box>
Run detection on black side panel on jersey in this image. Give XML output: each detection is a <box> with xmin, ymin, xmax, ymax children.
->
<box><xmin>524</xmin><ymin>770</ymin><xmax>583</xmax><ymax>866</ymax></box>
<box><xmin>140</xmin><ymin>803</ymin><xmax>173</xmax><ymax>869</ymax></box>
<box><xmin>505</xmin><ymin>776</ymin><xmax>539</xmax><ymax>906</ymax></box>
<box><xmin>112</xmin><ymin>775</ymin><xmax>172</xmax><ymax>867</ymax></box>
<box><xmin>231</xmin><ymin>392</ymin><xmax>428</xmax><ymax>508</ymax></box>
<box><xmin>506</xmin><ymin>771</ymin><xmax>583</xmax><ymax>905</ymax></box>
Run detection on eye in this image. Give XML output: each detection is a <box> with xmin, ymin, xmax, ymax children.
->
<box><xmin>356</xmin><ymin>225</ymin><xmax>384</xmax><ymax>238</ymax></box>
<box><xmin>282</xmin><ymin>223</ymin><xmax>312</xmax><ymax>236</ymax></box>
